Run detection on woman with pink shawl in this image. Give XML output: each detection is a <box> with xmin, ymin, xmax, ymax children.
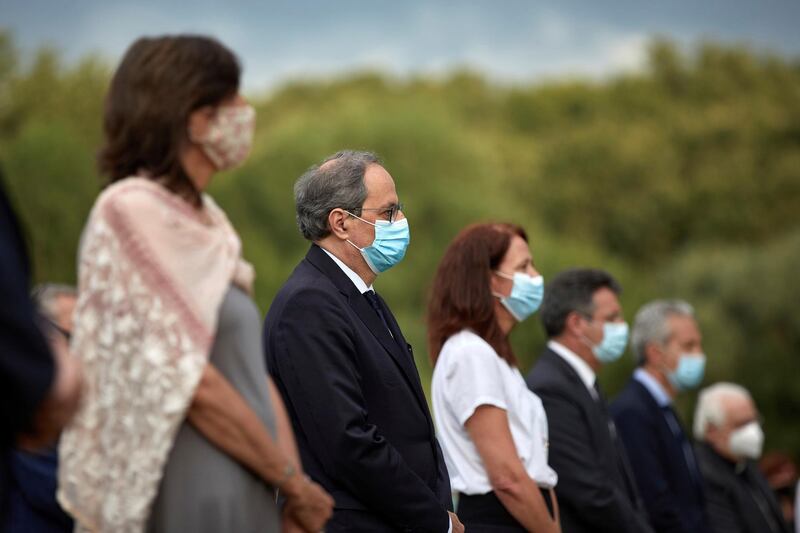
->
<box><xmin>56</xmin><ymin>35</ymin><xmax>333</xmax><ymax>533</ymax></box>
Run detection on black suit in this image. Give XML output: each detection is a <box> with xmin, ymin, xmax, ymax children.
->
<box><xmin>263</xmin><ymin>245</ymin><xmax>452</xmax><ymax>532</ymax></box>
<box><xmin>0</xmin><ymin>180</ymin><xmax>55</xmax><ymax>514</ymax></box>
<box><xmin>525</xmin><ymin>347</ymin><xmax>654</xmax><ymax>533</ymax></box>
<box><xmin>610</xmin><ymin>378</ymin><xmax>710</xmax><ymax>533</ymax></box>
<box><xmin>694</xmin><ymin>442</ymin><xmax>790</xmax><ymax>533</ymax></box>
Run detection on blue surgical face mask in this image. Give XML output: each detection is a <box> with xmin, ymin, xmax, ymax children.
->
<box><xmin>493</xmin><ymin>272</ymin><xmax>544</xmax><ymax>322</ymax></box>
<box><xmin>667</xmin><ymin>353</ymin><xmax>706</xmax><ymax>391</ymax></box>
<box><xmin>584</xmin><ymin>321</ymin><xmax>629</xmax><ymax>363</ymax></box>
<box><xmin>346</xmin><ymin>212</ymin><xmax>410</xmax><ymax>274</ymax></box>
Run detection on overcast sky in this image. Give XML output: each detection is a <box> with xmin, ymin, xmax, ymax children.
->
<box><xmin>3</xmin><ymin>0</ymin><xmax>799</xmax><ymax>91</ymax></box>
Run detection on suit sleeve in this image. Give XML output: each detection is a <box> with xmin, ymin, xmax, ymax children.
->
<box><xmin>9</xmin><ymin>449</ymin><xmax>73</xmax><ymax>528</ymax></box>
<box><xmin>613</xmin><ymin>405</ymin><xmax>693</xmax><ymax>533</ymax></box>
<box><xmin>538</xmin><ymin>388</ymin><xmax>654</xmax><ymax>533</ymax></box>
<box><xmin>271</xmin><ymin>287</ymin><xmax>449</xmax><ymax>533</ymax></box>
<box><xmin>0</xmin><ymin>200</ymin><xmax>54</xmax><ymax>442</ymax></box>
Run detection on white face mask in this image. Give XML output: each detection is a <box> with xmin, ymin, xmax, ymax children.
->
<box><xmin>191</xmin><ymin>104</ymin><xmax>256</xmax><ymax>171</ymax></box>
<box><xmin>728</xmin><ymin>421</ymin><xmax>764</xmax><ymax>460</ymax></box>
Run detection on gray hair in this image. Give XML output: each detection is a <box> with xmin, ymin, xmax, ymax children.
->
<box><xmin>293</xmin><ymin>150</ymin><xmax>380</xmax><ymax>241</ymax></box>
<box><xmin>630</xmin><ymin>299</ymin><xmax>695</xmax><ymax>366</ymax></box>
<box><xmin>31</xmin><ymin>283</ymin><xmax>77</xmax><ymax>321</ymax></box>
<box><xmin>693</xmin><ymin>382</ymin><xmax>753</xmax><ymax>440</ymax></box>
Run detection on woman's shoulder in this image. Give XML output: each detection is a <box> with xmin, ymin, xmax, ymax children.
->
<box><xmin>95</xmin><ymin>177</ymin><xmax>183</xmax><ymax>213</ymax></box>
<box><xmin>440</xmin><ymin>329</ymin><xmax>501</xmax><ymax>363</ymax></box>
<box><xmin>93</xmin><ymin>177</ymin><xmax>227</xmax><ymax>231</ymax></box>
<box><xmin>89</xmin><ymin>179</ymin><xmax>153</xmax><ymax>224</ymax></box>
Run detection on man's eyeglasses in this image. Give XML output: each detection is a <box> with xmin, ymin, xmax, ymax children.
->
<box><xmin>350</xmin><ymin>203</ymin><xmax>404</xmax><ymax>223</ymax></box>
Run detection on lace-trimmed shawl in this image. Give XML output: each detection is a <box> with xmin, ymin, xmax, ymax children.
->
<box><xmin>57</xmin><ymin>177</ymin><xmax>254</xmax><ymax>532</ymax></box>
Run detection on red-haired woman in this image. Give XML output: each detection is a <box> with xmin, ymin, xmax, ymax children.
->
<box><xmin>428</xmin><ymin>223</ymin><xmax>560</xmax><ymax>532</ymax></box>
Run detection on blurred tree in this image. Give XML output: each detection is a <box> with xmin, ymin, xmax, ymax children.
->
<box><xmin>662</xmin><ymin>230</ymin><xmax>800</xmax><ymax>455</ymax></box>
<box><xmin>0</xmin><ymin>31</ymin><xmax>797</xmax><ymax>458</ymax></box>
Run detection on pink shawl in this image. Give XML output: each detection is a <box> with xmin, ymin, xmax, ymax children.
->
<box><xmin>57</xmin><ymin>177</ymin><xmax>254</xmax><ymax>532</ymax></box>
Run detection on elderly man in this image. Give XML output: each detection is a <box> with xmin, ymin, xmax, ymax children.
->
<box><xmin>693</xmin><ymin>383</ymin><xmax>791</xmax><ymax>533</ymax></box>
<box><xmin>263</xmin><ymin>151</ymin><xmax>462</xmax><ymax>532</ymax></box>
<box><xmin>526</xmin><ymin>268</ymin><xmax>653</xmax><ymax>533</ymax></box>
<box><xmin>5</xmin><ymin>285</ymin><xmax>77</xmax><ymax>533</ymax></box>
<box><xmin>610</xmin><ymin>300</ymin><xmax>710</xmax><ymax>533</ymax></box>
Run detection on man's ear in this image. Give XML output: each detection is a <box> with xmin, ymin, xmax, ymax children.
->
<box><xmin>704</xmin><ymin>422</ymin><xmax>724</xmax><ymax>446</ymax></box>
<box><xmin>328</xmin><ymin>208</ymin><xmax>350</xmax><ymax>240</ymax></box>
<box><xmin>564</xmin><ymin>311</ymin><xmax>583</xmax><ymax>338</ymax></box>
<box><xmin>643</xmin><ymin>342</ymin><xmax>663</xmax><ymax>367</ymax></box>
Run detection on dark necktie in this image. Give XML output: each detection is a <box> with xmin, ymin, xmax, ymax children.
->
<box><xmin>661</xmin><ymin>405</ymin><xmax>703</xmax><ymax>489</ymax></box>
<box><xmin>364</xmin><ymin>290</ymin><xmax>394</xmax><ymax>338</ymax></box>
<box><xmin>592</xmin><ymin>381</ymin><xmax>612</xmax><ymax>415</ymax></box>
<box><xmin>594</xmin><ymin>381</ymin><xmax>646</xmax><ymax>511</ymax></box>
<box><xmin>593</xmin><ymin>381</ymin><xmax>623</xmax><ymax>443</ymax></box>
<box><xmin>592</xmin><ymin>380</ymin><xmax>604</xmax><ymax>403</ymax></box>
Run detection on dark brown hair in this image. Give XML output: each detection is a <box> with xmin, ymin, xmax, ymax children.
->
<box><xmin>99</xmin><ymin>35</ymin><xmax>241</xmax><ymax>206</ymax></box>
<box><xmin>427</xmin><ymin>222</ymin><xmax>528</xmax><ymax>367</ymax></box>
<box><xmin>540</xmin><ymin>268</ymin><xmax>621</xmax><ymax>338</ymax></box>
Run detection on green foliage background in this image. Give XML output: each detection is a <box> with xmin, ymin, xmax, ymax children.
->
<box><xmin>2</xmin><ymin>32</ymin><xmax>798</xmax><ymax>459</ymax></box>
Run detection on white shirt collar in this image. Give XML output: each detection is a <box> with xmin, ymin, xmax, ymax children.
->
<box><xmin>321</xmin><ymin>247</ymin><xmax>373</xmax><ymax>294</ymax></box>
<box><xmin>548</xmin><ymin>340</ymin><xmax>597</xmax><ymax>397</ymax></box>
<box><xmin>633</xmin><ymin>368</ymin><xmax>672</xmax><ymax>407</ymax></box>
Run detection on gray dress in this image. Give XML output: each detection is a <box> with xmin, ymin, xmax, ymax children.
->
<box><xmin>147</xmin><ymin>287</ymin><xmax>280</xmax><ymax>532</ymax></box>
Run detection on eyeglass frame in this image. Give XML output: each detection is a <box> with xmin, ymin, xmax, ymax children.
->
<box><xmin>347</xmin><ymin>203</ymin><xmax>404</xmax><ymax>224</ymax></box>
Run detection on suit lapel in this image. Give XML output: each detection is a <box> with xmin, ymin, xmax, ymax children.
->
<box><xmin>543</xmin><ymin>349</ymin><xmax>645</xmax><ymax>507</ymax></box>
<box><xmin>631</xmin><ymin>379</ymin><xmax>705</xmax><ymax>495</ymax></box>
<box><xmin>542</xmin><ymin>349</ymin><xmax>600</xmax><ymax>416</ymax></box>
<box><xmin>349</xmin><ymin>291</ymin><xmax>417</xmax><ymax>375</ymax></box>
<box><xmin>542</xmin><ymin>349</ymin><xmax>613</xmax><ymax>449</ymax></box>
<box><xmin>375</xmin><ymin>292</ymin><xmax>430</xmax><ymax>406</ymax></box>
<box><xmin>698</xmin><ymin>443</ymin><xmax>787</xmax><ymax>533</ymax></box>
<box><xmin>305</xmin><ymin>245</ymin><xmax>430</xmax><ymax>414</ymax></box>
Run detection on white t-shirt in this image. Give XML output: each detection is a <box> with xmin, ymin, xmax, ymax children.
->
<box><xmin>431</xmin><ymin>329</ymin><xmax>558</xmax><ymax>495</ymax></box>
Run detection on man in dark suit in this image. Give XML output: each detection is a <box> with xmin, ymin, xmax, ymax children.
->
<box><xmin>5</xmin><ymin>285</ymin><xmax>77</xmax><ymax>533</ymax></box>
<box><xmin>693</xmin><ymin>383</ymin><xmax>791</xmax><ymax>533</ymax></box>
<box><xmin>0</xmin><ymin>171</ymin><xmax>81</xmax><ymax>520</ymax></box>
<box><xmin>610</xmin><ymin>300</ymin><xmax>711</xmax><ymax>533</ymax></box>
<box><xmin>263</xmin><ymin>151</ymin><xmax>463</xmax><ymax>533</ymax></box>
<box><xmin>526</xmin><ymin>268</ymin><xmax>654</xmax><ymax>533</ymax></box>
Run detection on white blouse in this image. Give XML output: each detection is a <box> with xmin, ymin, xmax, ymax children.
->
<box><xmin>431</xmin><ymin>329</ymin><xmax>558</xmax><ymax>495</ymax></box>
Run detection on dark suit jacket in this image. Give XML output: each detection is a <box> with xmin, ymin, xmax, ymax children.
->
<box><xmin>263</xmin><ymin>245</ymin><xmax>452</xmax><ymax>533</ymax></box>
<box><xmin>610</xmin><ymin>378</ymin><xmax>711</xmax><ymax>533</ymax></box>
<box><xmin>0</xmin><ymin>180</ymin><xmax>55</xmax><ymax>514</ymax></box>
<box><xmin>5</xmin><ymin>448</ymin><xmax>73</xmax><ymax>532</ymax></box>
<box><xmin>526</xmin><ymin>347</ymin><xmax>654</xmax><ymax>533</ymax></box>
<box><xmin>695</xmin><ymin>442</ymin><xmax>791</xmax><ymax>533</ymax></box>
